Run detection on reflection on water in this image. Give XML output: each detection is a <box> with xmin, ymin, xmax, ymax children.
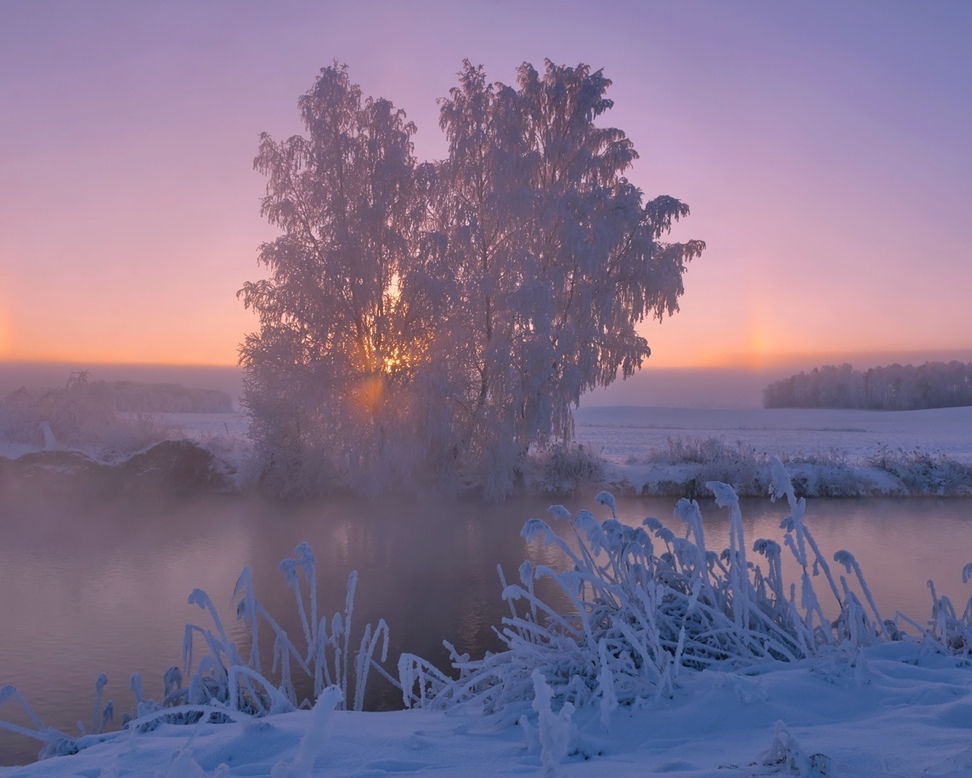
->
<box><xmin>1</xmin><ymin>483</ymin><xmax>970</xmax><ymax>766</ymax></box>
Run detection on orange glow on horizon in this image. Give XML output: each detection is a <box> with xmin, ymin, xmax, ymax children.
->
<box><xmin>0</xmin><ymin>306</ymin><xmax>257</xmax><ymax>368</ymax></box>
<box><xmin>0</xmin><ymin>312</ymin><xmax>11</xmax><ymax>360</ymax></box>
<box><xmin>0</xmin><ymin>345</ymin><xmax>240</xmax><ymax>369</ymax></box>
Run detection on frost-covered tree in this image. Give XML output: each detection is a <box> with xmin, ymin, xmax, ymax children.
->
<box><xmin>436</xmin><ymin>61</ymin><xmax>704</xmax><ymax>496</ymax></box>
<box><xmin>238</xmin><ymin>64</ymin><xmax>443</xmax><ymax>496</ymax></box>
<box><xmin>240</xmin><ymin>61</ymin><xmax>704</xmax><ymax>498</ymax></box>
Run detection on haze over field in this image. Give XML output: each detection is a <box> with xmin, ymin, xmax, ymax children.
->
<box><xmin>5</xmin><ymin>352</ymin><xmax>972</xmax><ymax>411</ymax></box>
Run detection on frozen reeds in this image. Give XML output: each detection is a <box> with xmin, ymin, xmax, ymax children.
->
<box><xmin>399</xmin><ymin>458</ymin><xmax>972</xmax><ymax>721</ymax></box>
<box><xmin>1</xmin><ymin>543</ymin><xmax>394</xmax><ymax>761</ymax></box>
<box><xmin>168</xmin><ymin>542</ymin><xmax>395</xmax><ymax>719</ymax></box>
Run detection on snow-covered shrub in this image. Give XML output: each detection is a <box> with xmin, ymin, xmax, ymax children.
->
<box><xmin>621</xmin><ymin>436</ymin><xmax>875</xmax><ymax>499</ymax></box>
<box><xmin>642</xmin><ymin>435</ymin><xmax>767</xmax><ymax>495</ymax></box>
<box><xmin>534</xmin><ymin>443</ymin><xmax>605</xmax><ymax>495</ymax></box>
<box><xmin>270</xmin><ymin>685</ymin><xmax>343</xmax><ymax>778</ymax></box>
<box><xmin>870</xmin><ymin>447</ymin><xmax>972</xmax><ymax>496</ymax></box>
<box><xmin>0</xmin><ymin>686</ymin><xmax>77</xmax><ymax>760</ymax></box>
<box><xmin>662</xmin><ymin>435</ymin><xmax>752</xmax><ymax>465</ymax></box>
<box><xmin>0</xmin><ymin>372</ymin><xmax>113</xmax><ymax>448</ymax></box>
<box><xmin>527</xmin><ymin>669</ymin><xmax>575</xmax><ymax>777</ymax></box>
<box><xmin>752</xmin><ymin>720</ymin><xmax>834</xmax><ymax>776</ymax></box>
<box><xmin>0</xmin><ymin>372</ymin><xmax>177</xmax><ymax>456</ymax></box>
<box><xmin>637</xmin><ymin>436</ymin><xmax>864</xmax><ymax>498</ymax></box>
<box><xmin>919</xmin><ymin>567</ymin><xmax>972</xmax><ymax>654</ymax></box>
<box><xmin>399</xmin><ymin>459</ymin><xmax>972</xmax><ymax>721</ymax></box>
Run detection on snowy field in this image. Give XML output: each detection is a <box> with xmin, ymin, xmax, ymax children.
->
<box><xmin>573</xmin><ymin>406</ymin><xmax>972</xmax><ymax>497</ymax></box>
<box><xmin>5</xmin><ymin>405</ymin><xmax>971</xmax><ymax>497</ymax></box>
<box><xmin>144</xmin><ymin>406</ymin><xmax>972</xmax><ymax>471</ymax></box>
<box><xmin>574</xmin><ymin>406</ymin><xmax>972</xmax><ymax>465</ymax></box>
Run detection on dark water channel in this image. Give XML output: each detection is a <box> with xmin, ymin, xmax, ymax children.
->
<box><xmin>1</xmin><ymin>484</ymin><xmax>971</xmax><ymax>765</ymax></box>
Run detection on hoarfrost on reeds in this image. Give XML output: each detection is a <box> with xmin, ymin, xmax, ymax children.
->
<box><xmin>869</xmin><ymin>446</ymin><xmax>972</xmax><ymax>496</ymax></box>
<box><xmin>399</xmin><ymin>458</ymin><xmax>972</xmax><ymax>721</ymax></box>
<box><xmin>0</xmin><ymin>544</ymin><xmax>395</xmax><ymax>761</ymax></box>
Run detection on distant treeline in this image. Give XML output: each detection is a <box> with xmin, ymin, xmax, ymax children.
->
<box><xmin>0</xmin><ymin>372</ymin><xmax>235</xmax><ymax>450</ymax></box>
<box><xmin>763</xmin><ymin>361</ymin><xmax>972</xmax><ymax>410</ymax></box>
<box><xmin>1</xmin><ymin>374</ymin><xmax>233</xmax><ymax>417</ymax></box>
<box><xmin>85</xmin><ymin>380</ymin><xmax>234</xmax><ymax>413</ymax></box>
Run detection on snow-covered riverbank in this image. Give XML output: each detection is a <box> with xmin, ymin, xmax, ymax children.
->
<box><xmin>572</xmin><ymin>406</ymin><xmax>972</xmax><ymax>497</ymax></box>
<box><xmin>3</xmin><ymin>406</ymin><xmax>971</xmax><ymax>498</ymax></box>
<box><xmin>6</xmin><ymin>643</ymin><xmax>972</xmax><ymax>777</ymax></box>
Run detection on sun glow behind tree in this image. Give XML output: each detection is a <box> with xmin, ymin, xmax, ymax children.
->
<box><xmin>239</xmin><ymin>61</ymin><xmax>704</xmax><ymax>499</ymax></box>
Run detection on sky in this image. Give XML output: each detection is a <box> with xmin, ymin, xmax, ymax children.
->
<box><xmin>1</xmin><ymin>0</ymin><xmax>970</xmax><ymax>374</ymax></box>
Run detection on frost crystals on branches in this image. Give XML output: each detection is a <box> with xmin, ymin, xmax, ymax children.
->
<box><xmin>240</xmin><ymin>60</ymin><xmax>704</xmax><ymax>498</ymax></box>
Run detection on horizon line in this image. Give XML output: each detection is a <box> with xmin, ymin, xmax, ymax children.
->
<box><xmin>3</xmin><ymin>347</ymin><xmax>972</xmax><ymax>373</ymax></box>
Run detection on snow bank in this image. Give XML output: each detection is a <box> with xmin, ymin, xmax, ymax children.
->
<box><xmin>0</xmin><ymin>412</ymin><xmax>250</xmax><ymax>495</ymax></box>
<box><xmin>574</xmin><ymin>406</ymin><xmax>972</xmax><ymax>497</ymax></box>
<box><xmin>3</xmin><ymin>406</ymin><xmax>970</xmax><ymax>498</ymax></box>
<box><xmin>5</xmin><ymin>627</ymin><xmax>972</xmax><ymax>777</ymax></box>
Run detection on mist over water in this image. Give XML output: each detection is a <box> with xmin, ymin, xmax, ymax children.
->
<box><xmin>1</xmin><ymin>479</ymin><xmax>970</xmax><ymax>766</ymax></box>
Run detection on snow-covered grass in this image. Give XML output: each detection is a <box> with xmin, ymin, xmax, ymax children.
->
<box><xmin>3</xmin><ymin>404</ymin><xmax>970</xmax><ymax>498</ymax></box>
<box><xmin>575</xmin><ymin>406</ymin><xmax>972</xmax><ymax>496</ymax></box>
<box><xmin>4</xmin><ymin>463</ymin><xmax>972</xmax><ymax>775</ymax></box>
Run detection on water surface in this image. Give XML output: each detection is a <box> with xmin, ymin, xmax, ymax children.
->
<box><xmin>1</xmin><ymin>486</ymin><xmax>970</xmax><ymax>765</ymax></box>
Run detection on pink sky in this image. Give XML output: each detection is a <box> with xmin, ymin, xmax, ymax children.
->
<box><xmin>1</xmin><ymin>1</ymin><xmax>970</xmax><ymax>370</ymax></box>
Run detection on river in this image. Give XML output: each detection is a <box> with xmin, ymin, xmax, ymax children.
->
<box><xmin>1</xmin><ymin>485</ymin><xmax>971</xmax><ymax>765</ymax></box>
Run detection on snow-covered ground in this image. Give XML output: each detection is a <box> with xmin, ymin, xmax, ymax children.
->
<box><xmin>574</xmin><ymin>406</ymin><xmax>972</xmax><ymax>465</ymax></box>
<box><xmin>5</xmin><ymin>645</ymin><xmax>972</xmax><ymax>776</ymax></box>
<box><xmin>5</xmin><ymin>405</ymin><xmax>971</xmax><ymax>497</ymax></box>
<box><xmin>0</xmin><ymin>412</ymin><xmax>249</xmax><ymax>462</ymax></box>
<box><xmin>574</xmin><ymin>406</ymin><xmax>972</xmax><ymax>497</ymax></box>
<box><xmin>0</xmin><ymin>411</ymin><xmax>252</xmax><ymax>487</ymax></box>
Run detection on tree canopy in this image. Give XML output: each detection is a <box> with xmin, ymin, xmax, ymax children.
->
<box><xmin>239</xmin><ymin>60</ymin><xmax>704</xmax><ymax>498</ymax></box>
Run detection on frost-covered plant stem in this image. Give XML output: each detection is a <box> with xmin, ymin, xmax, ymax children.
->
<box><xmin>402</xmin><ymin>463</ymin><xmax>972</xmax><ymax>721</ymax></box>
<box><xmin>0</xmin><ymin>543</ymin><xmax>400</xmax><ymax>759</ymax></box>
<box><xmin>0</xmin><ymin>686</ymin><xmax>72</xmax><ymax>746</ymax></box>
